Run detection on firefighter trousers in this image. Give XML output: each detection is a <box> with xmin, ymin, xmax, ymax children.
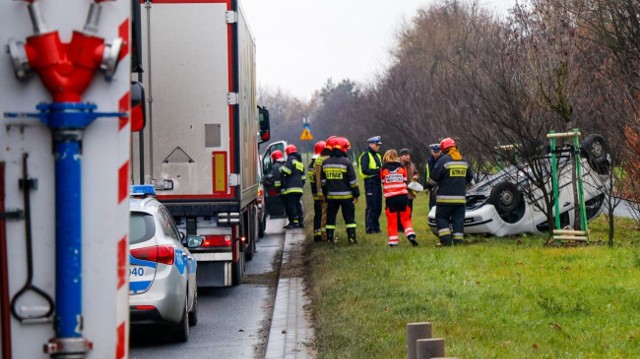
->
<box><xmin>435</xmin><ymin>204</ymin><xmax>465</xmax><ymax>246</ymax></box>
<box><xmin>326</xmin><ymin>199</ymin><xmax>356</xmax><ymax>242</ymax></box>
<box><xmin>284</xmin><ymin>193</ymin><xmax>303</xmax><ymax>225</ymax></box>
<box><xmin>313</xmin><ymin>199</ymin><xmax>327</xmax><ymax>241</ymax></box>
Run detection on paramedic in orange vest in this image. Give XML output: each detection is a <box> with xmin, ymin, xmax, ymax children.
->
<box><xmin>425</xmin><ymin>138</ymin><xmax>473</xmax><ymax>246</ymax></box>
<box><xmin>380</xmin><ymin>149</ymin><xmax>418</xmax><ymax>247</ymax></box>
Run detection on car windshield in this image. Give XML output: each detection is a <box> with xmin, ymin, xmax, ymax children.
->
<box><xmin>130</xmin><ymin>212</ymin><xmax>156</xmax><ymax>244</ymax></box>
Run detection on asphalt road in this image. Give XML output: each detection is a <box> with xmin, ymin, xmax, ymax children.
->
<box><xmin>130</xmin><ymin>218</ymin><xmax>286</xmax><ymax>359</ymax></box>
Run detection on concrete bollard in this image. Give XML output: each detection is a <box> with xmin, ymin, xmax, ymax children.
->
<box><xmin>416</xmin><ymin>338</ymin><xmax>445</xmax><ymax>359</ymax></box>
<box><xmin>406</xmin><ymin>322</ymin><xmax>432</xmax><ymax>359</ymax></box>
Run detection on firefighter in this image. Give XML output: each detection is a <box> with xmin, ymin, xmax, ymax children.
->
<box><xmin>321</xmin><ymin>137</ymin><xmax>360</xmax><ymax>245</ymax></box>
<box><xmin>358</xmin><ymin>136</ymin><xmax>383</xmax><ymax>234</ymax></box>
<box><xmin>309</xmin><ymin>140</ymin><xmax>328</xmax><ymax>242</ymax></box>
<box><xmin>425</xmin><ymin>138</ymin><xmax>473</xmax><ymax>246</ymax></box>
<box><xmin>281</xmin><ymin>144</ymin><xmax>306</xmax><ymax>229</ymax></box>
<box><xmin>269</xmin><ymin>149</ymin><xmax>286</xmax><ymax>196</ymax></box>
<box><xmin>381</xmin><ymin>149</ymin><xmax>418</xmax><ymax>247</ymax></box>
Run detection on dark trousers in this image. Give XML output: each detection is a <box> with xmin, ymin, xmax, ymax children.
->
<box><xmin>326</xmin><ymin>199</ymin><xmax>356</xmax><ymax>241</ymax></box>
<box><xmin>435</xmin><ymin>204</ymin><xmax>466</xmax><ymax>246</ymax></box>
<box><xmin>364</xmin><ymin>178</ymin><xmax>382</xmax><ymax>233</ymax></box>
<box><xmin>284</xmin><ymin>193</ymin><xmax>303</xmax><ymax>224</ymax></box>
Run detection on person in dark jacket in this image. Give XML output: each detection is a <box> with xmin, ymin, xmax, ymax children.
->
<box><xmin>322</xmin><ymin>137</ymin><xmax>360</xmax><ymax>245</ymax></box>
<box><xmin>425</xmin><ymin>143</ymin><xmax>442</xmax><ymax>210</ymax></box>
<box><xmin>358</xmin><ymin>136</ymin><xmax>383</xmax><ymax>234</ymax></box>
<box><xmin>381</xmin><ymin>149</ymin><xmax>418</xmax><ymax>247</ymax></box>
<box><xmin>266</xmin><ymin>150</ymin><xmax>286</xmax><ymax>216</ymax></box>
<box><xmin>425</xmin><ymin>138</ymin><xmax>473</xmax><ymax>246</ymax></box>
<box><xmin>281</xmin><ymin>144</ymin><xmax>306</xmax><ymax>229</ymax></box>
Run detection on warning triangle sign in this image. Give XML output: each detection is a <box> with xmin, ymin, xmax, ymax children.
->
<box><xmin>300</xmin><ymin>128</ymin><xmax>313</xmax><ymax>141</ymax></box>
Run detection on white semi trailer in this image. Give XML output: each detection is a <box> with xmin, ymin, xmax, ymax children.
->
<box><xmin>133</xmin><ymin>0</ymin><xmax>270</xmax><ymax>287</ymax></box>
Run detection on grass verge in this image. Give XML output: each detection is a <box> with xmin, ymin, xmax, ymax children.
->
<box><xmin>302</xmin><ymin>189</ymin><xmax>640</xmax><ymax>358</ymax></box>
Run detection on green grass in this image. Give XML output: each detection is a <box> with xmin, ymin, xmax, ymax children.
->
<box><xmin>301</xmin><ymin>188</ymin><xmax>640</xmax><ymax>358</ymax></box>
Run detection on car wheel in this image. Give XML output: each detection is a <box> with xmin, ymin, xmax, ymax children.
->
<box><xmin>581</xmin><ymin>134</ymin><xmax>610</xmax><ymax>175</ymax></box>
<box><xmin>173</xmin><ymin>296</ymin><xmax>190</xmax><ymax>342</ymax></box>
<box><xmin>488</xmin><ymin>181</ymin><xmax>525</xmax><ymax>223</ymax></box>
<box><xmin>188</xmin><ymin>290</ymin><xmax>198</xmax><ymax>326</ymax></box>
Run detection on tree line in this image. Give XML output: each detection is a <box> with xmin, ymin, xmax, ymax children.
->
<box><xmin>258</xmin><ymin>0</ymin><xmax>640</xmax><ymax>239</ymax></box>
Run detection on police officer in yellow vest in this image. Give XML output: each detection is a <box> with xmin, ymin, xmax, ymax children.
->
<box><xmin>358</xmin><ymin>136</ymin><xmax>383</xmax><ymax>234</ymax></box>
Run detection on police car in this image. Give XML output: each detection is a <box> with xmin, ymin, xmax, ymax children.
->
<box><xmin>428</xmin><ymin>134</ymin><xmax>611</xmax><ymax>237</ymax></box>
<box><xmin>129</xmin><ymin>185</ymin><xmax>202</xmax><ymax>342</ymax></box>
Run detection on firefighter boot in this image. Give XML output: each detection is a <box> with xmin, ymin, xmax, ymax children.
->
<box><xmin>313</xmin><ymin>229</ymin><xmax>322</xmax><ymax>242</ymax></box>
<box><xmin>284</xmin><ymin>219</ymin><xmax>298</xmax><ymax>229</ymax></box>
<box><xmin>439</xmin><ymin>234</ymin><xmax>453</xmax><ymax>247</ymax></box>
<box><xmin>408</xmin><ymin>234</ymin><xmax>419</xmax><ymax>247</ymax></box>
<box><xmin>326</xmin><ymin>229</ymin><xmax>335</xmax><ymax>247</ymax></box>
<box><xmin>347</xmin><ymin>228</ymin><xmax>357</xmax><ymax>245</ymax></box>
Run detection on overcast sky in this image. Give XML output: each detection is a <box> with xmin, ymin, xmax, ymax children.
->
<box><xmin>241</xmin><ymin>0</ymin><xmax>517</xmax><ymax>100</ymax></box>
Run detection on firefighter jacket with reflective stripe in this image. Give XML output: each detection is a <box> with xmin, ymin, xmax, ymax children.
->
<box><xmin>321</xmin><ymin>153</ymin><xmax>360</xmax><ymax>200</ymax></box>
<box><xmin>425</xmin><ymin>153</ymin><xmax>473</xmax><ymax>205</ymax></box>
<box><xmin>281</xmin><ymin>152</ymin><xmax>306</xmax><ymax>194</ymax></box>
<box><xmin>380</xmin><ymin>162</ymin><xmax>408</xmax><ymax>198</ymax></box>
<box><xmin>308</xmin><ymin>157</ymin><xmax>319</xmax><ymax>199</ymax></box>
<box><xmin>358</xmin><ymin>148</ymin><xmax>382</xmax><ymax>179</ymax></box>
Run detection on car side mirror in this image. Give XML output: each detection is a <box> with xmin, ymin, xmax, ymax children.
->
<box><xmin>258</xmin><ymin>106</ymin><xmax>270</xmax><ymax>144</ymax></box>
<box><xmin>186</xmin><ymin>234</ymin><xmax>205</xmax><ymax>248</ymax></box>
<box><xmin>130</xmin><ymin>81</ymin><xmax>146</xmax><ymax>132</ymax></box>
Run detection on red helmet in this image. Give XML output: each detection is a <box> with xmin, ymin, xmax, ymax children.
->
<box><xmin>313</xmin><ymin>141</ymin><xmax>326</xmax><ymax>155</ymax></box>
<box><xmin>334</xmin><ymin>137</ymin><xmax>351</xmax><ymax>153</ymax></box>
<box><xmin>325</xmin><ymin>136</ymin><xmax>338</xmax><ymax>150</ymax></box>
<box><xmin>285</xmin><ymin>144</ymin><xmax>298</xmax><ymax>155</ymax></box>
<box><xmin>270</xmin><ymin>150</ymin><xmax>284</xmax><ymax>161</ymax></box>
<box><xmin>439</xmin><ymin>137</ymin><xmax>456</xmax><ymax>152</ymax></box>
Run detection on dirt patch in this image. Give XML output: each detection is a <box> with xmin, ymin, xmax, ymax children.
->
<box><xmin>280</xmin><ymin>242</ymin><xmax>306</xmax><ymax>278</ymax></box>
<box><xmin>243</xmin><ymin>270</ymin><xmax>279</xmax><ymax>285</ymax></box>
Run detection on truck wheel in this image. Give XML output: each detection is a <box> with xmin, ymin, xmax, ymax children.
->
<box><xmin>173</xmin><ymin>296</ymin><xmax>190</xmax><ymax>342</ymax></box>
<box><xmin>245</xmin><ymin>206</ymin><xmax>257</xmax><ymax>261</ymax></box>
<box><xmin>232</xmin><ymin>256</ymin><xmax>243</xmax><ymax>285</ymax></box>
<box><xmin>258</xmin><ymin>210</ymin><xmax>266</xmax><ymax>238</ymax></box>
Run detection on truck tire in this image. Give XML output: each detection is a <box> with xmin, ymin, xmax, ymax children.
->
<box><xmin>258</xmin><ymin>210</ymin><xmax>266</xmax><ymax>238</ymax></box>
<box><xmin>232</xmin><ymin>256</ymin><xmax>243</xmax><ymax>285</ymax></box>
<box><xmin>581</xmin><ymin>134</ymin><xmax>610</xmax><ymax>175</ymax></box>
<box><xmin>232</xmin><ymin>239</ymin><xmax>244</xmax><ymax>286</ymax></box>
<box><xmin>488</xmin><ymin>181</ymin><xmax>525</xmax><ymax>223</ymax></box>
<box><xmin>245</xmin><ymin>206</ymin><xmax>257</xmax><ymax>261</ymax></box>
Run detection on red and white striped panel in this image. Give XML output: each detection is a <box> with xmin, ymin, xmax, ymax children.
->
<box><xmin>115</xmin><ymin>16</ymin><xmax>131</xmax><ymax>359</ymax></box>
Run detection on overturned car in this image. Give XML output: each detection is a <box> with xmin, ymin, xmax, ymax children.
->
<box><xmin>428</xmin><ymin>134</ymin><xmax>611</xmax><ymax>237</ymax></box>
